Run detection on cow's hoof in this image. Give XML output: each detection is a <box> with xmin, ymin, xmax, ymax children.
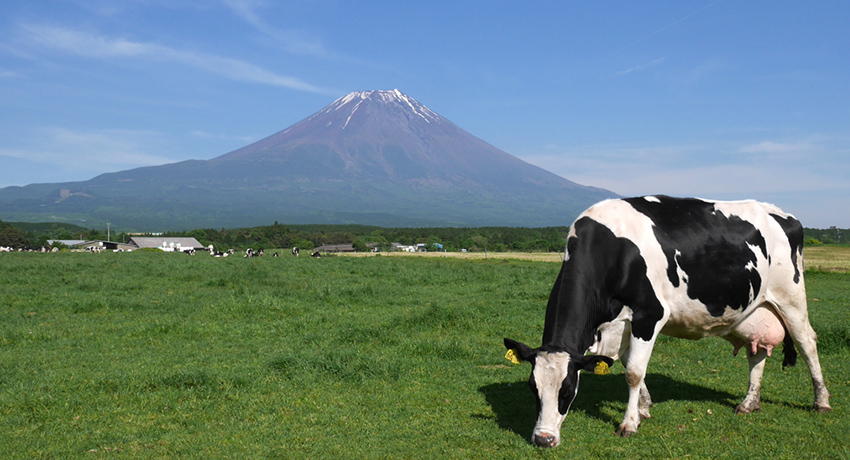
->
<box><xmin>735</xmin><ymin>401</ymin><xmax>761</xmax><ymax>414</ymax></box>
<box><xmin>815</xmin><ymin>404</ymin><xmax>832</xmax><ymax>413</ymax></box>
<box><xmin>615</xmin><ymin>425</ymin><xmax>636</xmax><ymax>437</ymax></box>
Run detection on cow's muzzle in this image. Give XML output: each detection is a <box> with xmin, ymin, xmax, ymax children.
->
<box><xmin>532</xmin><ymin>431</ymin><xmax>558</xmax><ymax>448</ymax></box>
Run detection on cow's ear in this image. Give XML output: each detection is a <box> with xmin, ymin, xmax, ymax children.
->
<box><xmin>575</xmin><ymin>355</ymin><xmax>615</xmax><ymax>375</ymax></box>
<box><xmin>504</xmin><ymin>338</ymin><xmax>537</xmax><ymax>364</ymax></box>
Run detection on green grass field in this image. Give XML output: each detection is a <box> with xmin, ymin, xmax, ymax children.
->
<box><xmin>1</xmin><ymin>251</ymin><xmax>848</xmax><ymax>458</ymax></box>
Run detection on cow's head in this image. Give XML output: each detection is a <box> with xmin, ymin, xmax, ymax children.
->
<box><xmin>503</xmin><ymin>338</ymin><xmax>613</xmax><ymax>448</ymax></box>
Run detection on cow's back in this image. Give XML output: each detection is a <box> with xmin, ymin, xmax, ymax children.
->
<box><xmin>575</xmin><ymin>196</ymin><xmax>804</xmax><ymax>338</ymax></box>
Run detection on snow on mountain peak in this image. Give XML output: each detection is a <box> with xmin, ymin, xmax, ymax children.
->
<box><xmin>320</xmin><ymin>90</ymin><xmax>440</xmax><ymax>124</ymax></box>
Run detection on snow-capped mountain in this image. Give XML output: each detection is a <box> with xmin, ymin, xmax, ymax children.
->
<box><xmin>0</xmin><ymin>90</ymin><xmax>617</xmax><ymax>230</ymax></box>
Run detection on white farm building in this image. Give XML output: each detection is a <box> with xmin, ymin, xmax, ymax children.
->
<box><xmin>128</xmin><ymin>237</ymin><xmax>205</xmax><ymax>252</ymax></box>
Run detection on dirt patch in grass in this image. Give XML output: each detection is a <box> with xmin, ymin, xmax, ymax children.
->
<box><xmin>804</xmin><ymin>246</ymin><xmax>850</xmax><ymax>272</ymax></box>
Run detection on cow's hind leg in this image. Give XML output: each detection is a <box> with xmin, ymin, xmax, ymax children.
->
<box><xmin>736</xmin><ymin>348</ymin><xmax>767</xmax><ymax>414</ymax></box>
<box><xmin>773</xmin><ymin>284</ymin><xmax>832</xmax><ymax>412</ymax></box>
<box><xmin>785</xmin><ymin>317</ymin><xmax>832</xmax><ymax>412</ymax></box>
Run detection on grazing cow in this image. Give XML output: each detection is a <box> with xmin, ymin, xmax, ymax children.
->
<box><xmin>208</xmin><ymin>245</ymin><xmax>227</xmax><ymax>257</ymax></box>
<box><xmin>292</xmin><ymin>247</ymin><xmax>300</xmax><ymax>257</ymax></box>
<box><xmin>311</xmin><ymin>251</ymin><xmax>322</xmax><ymax>258</ymax></box>
<box><xmin>504</xmin><ymin>195</ymin><xmax>831</xmax><ymax>446</ymax></box>
<box><xmin>245</xmin><ymin>248</ymin><xmax>265</xmax><ymax>258</ymax></box>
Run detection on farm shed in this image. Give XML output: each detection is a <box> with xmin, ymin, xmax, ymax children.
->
<box><xmin>65</xmin><ymin>240</ymin><xmax>138</xmax><ymax>251</ymax></box>
<box><xmin>129</xmin><ymin>237</ymin><xmax>205</xmax><ymax>252</ymax></box>
<box><xmin>313</xmin><ymin>244</ymin><xmax>356</xmax><ymax>253</ymax></box>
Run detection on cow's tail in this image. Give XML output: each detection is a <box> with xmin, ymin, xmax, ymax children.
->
<box><xmin>782</xmin><ymin>322</ymin><xmax>797</xmax><ymax>369</ymax></box>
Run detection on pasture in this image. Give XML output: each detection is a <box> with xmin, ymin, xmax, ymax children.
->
<box><xmin>1</xmin><ymin>250</ymin><xmax>848</xmax><ymax>458</ymax></box>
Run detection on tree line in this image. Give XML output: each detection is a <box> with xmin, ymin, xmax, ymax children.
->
<box><xmin>2</xmin><ymin>220</ymin><xmax>847</xmax><ymax>251</ymax></box>
<box><xmin>172</xmin><ymin>222</ymin><xmax>572</xmax><ymax>253</ymax></box>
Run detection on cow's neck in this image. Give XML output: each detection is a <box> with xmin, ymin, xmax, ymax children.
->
<box><xmin>540</xmin><ymin>260</ymin><xmax>619</xmax><ymax>355</ymax></box>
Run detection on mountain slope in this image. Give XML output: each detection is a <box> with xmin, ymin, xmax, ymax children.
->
<box><xmin>0</xmin><ymin>90</ymin><xmax>617</xmax><ymax>230</ymax></box>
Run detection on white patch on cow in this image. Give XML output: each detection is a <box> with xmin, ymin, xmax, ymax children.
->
<box><xmin>532</xmin><ymin>352</ymin><xmax>572</xmax><ymax>446</ymax></box>
<box><xmin>643</xmin><ymin>196</ymin><xmax>661</xmax><ymax>203</ymax></box>
<box><xmin>673</xmin><ymin>249</ymin><xmax>690</xmax><ymax>285</ymax></box>
<box><xmin>563</xmin><ymin>225</ymin><xmax>578</xmax><ymax>262</ymax></box>
<box><xmin>589</xmin><ymin>308</ymin><xmax>632</xmax><ymax>360</ymax></box>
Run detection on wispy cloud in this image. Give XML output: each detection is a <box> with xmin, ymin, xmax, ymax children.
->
<box><xmin>740</xmin><ymin>140</ymin><xmax>810</xmax><ymax>155</ymax></box>
<box><xmin>222</xmin><ymin>0</ymin><xmax>329</xmax><ymax>57</ymax></box>
<box><xmin>616</xmin><ymin>57</ymin><xmax>667</xmax><ymax>77</ymax></box>
<box><xmin>18</xmin><ymin>23</ymin><xmax>333</xmax><ymax>94</ymax></box>
<box><xmin>190</xmin><ymin>130</ymin><xmax>255</xmax><ymax>143</ymax></box>
<box><xmin>0</xmin><ymin>127</ymin><xmax>176</xmax><ymax>168</ymax></box>
<box><xmin>607</xmin><ymin>0</ymin><xmax>725</xmax><ymax>57</ymax></box>
<box><xmin>519</xmin><ymin>137</ymin><xmax>849</xmax><ymax>202</ymax></box>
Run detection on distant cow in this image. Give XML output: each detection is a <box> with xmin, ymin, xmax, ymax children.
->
<box><xmin>292</xmin><ymin>247</ymin><xmax>300</xmax><ymax>257</ymax></box>
<box><xmin>245</xmin><ymin>248</ymin><xmax>264</xmax><ymax>258</ymax></box>
<box><xmin>504</xmin><ymin>196</ymin><xmax>831</xmax><ymax>447</ymax></box>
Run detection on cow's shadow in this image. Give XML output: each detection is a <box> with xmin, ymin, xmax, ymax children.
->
<box><xmin>478</xmin><ymin>373</ymin><xmax>739</xmax><ymax>440</ymax></box>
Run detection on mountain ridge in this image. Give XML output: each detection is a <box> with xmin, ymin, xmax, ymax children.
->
<box><xmin>0</xmin><ymin>90</ymin><xmax>617</xmax><ymax>231</ymax></box>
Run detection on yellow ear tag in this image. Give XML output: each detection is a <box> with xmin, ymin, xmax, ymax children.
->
<box><xmin>594</xmin><ymin>361</ymin><xmax>610</xmax><ymax>375</ymax></box>
<box><xmin>505</xmin><ymin>348</ymin><xmax>522</xmax><ymax>365</ymax></box>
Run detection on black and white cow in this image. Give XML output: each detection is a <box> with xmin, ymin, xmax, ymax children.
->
<box><xmin>504</xmin><ymin>195</ymin><xmax>831</xmax><ymax>447</ymax></box>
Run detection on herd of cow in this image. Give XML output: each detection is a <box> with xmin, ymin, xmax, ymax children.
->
<box><xmin>0</xmin><ymin>244</ymin><xmax>325</xmax><ymax>257</ymax></box>
<box><xmin>196</xmin><ymin>245</ymin><xmax>322</xmax><ymax>258</ymax></box>
<box><xmin>0</xmin><ymin>245</ymin><xmax>59</xmax><ymax>253</ymax></box>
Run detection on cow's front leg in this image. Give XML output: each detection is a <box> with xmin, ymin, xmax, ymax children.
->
<box><xmin>736</xmin><ymin>348</ymin><xmax>767</xmax><ymax>414</ymax></box>
<box><xmin>616</xmin><ymin>336</ymin><xmax>656</xmax><ymax>437</ymax></box>
<box><xmin>619</xmin><ymin>338</ymin><xmax>652</xmax><ymax>421</ymax></box>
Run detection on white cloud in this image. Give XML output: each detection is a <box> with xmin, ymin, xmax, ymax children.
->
<box><xmin>18</xmin><ymin>24</ymin><xmax>333</xmax><ymax>94</ymax></box>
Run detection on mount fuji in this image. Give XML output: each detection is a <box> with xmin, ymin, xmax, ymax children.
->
<box><xmin>0</xmin><ymin>90</ymin><xmax>617</xmax><ymax>230</ymax></box>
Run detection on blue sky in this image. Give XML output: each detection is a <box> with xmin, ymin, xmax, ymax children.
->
<box><xmin>1</xmin><ymin>1</ymin><xmax>848</xmax><ymax>227</ymax></box>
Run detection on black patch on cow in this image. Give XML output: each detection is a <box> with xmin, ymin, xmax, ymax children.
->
<box><xmin>528</xmin><ymin>372</ymin><xmax>542</xmax><ymax>415</ymax></box>
<box><xmin>769</xmin><ymin>213</ymin><xmax>804</xmax><ymax>284</ymax></box>
<box><xmin>558</xmin><ymin>361</ymin><xmax>580</xmax><ymax>415</ymax></box>
<box><xmin>541</xmin><ymin>217</ymin><xmax>664</xmax><ymax>348</ymax></box>
<box><xmin>624</xmin><ymin>196</ymin><xmax>767</xmax><ymax>317</ymax></box>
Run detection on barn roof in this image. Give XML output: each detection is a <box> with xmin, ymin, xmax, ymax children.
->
<box><xmin>129</xmin><ymin>237</ymin><xmax>205</xmax><ymax>250</ymax></box>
